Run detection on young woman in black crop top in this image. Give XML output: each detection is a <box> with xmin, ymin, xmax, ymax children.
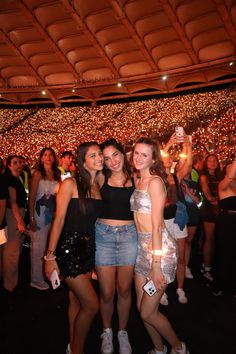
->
<box><xmin>95</xmin><ymin>139</ymin><xmax>137</xmax><ymax>354</ymax></box>
<box><xmin>45</xmin><ymin>142</ymin><xmax>103</xmax><ymax>354</ymax></box>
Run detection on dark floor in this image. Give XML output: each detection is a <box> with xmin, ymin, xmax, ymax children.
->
<box><xmin>0</xmin><ymin>239</ymin><xmax>235</xmax><ymax>354</ymax></box>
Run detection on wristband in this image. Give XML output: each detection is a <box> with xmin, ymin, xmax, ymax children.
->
<box><xmin>151</xmin><ymin>249</ymin><xmax>163</xmax><ymax>256</ymax></box>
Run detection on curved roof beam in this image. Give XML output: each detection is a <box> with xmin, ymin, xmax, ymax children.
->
<box><xmin>60</xmin><ymin>0</ymin><xmax>120</xmax><ymax>79</ymax></box>
<box><xmin>159</xmin><ymin>0</ymin><xmax>199</xmax><ymax>64</ymax></box>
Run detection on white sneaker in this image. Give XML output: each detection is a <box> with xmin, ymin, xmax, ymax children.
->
<box><xmin>101</xmin><ymin>328</ymin><xmax>114</xmax><ymax>354</ymax></box>
<box><xmin>160</xmin><ymin>292</ymin><xmax>168</xmax><ymax>306</ymax></box>
<box><xmin>185</xmin><ymin>267</ymin><xmax>193</xmax><ymax>279</ymax></box>
<box><xmin>118</xmin><ymin>330</ymin><xmax>132</xmax><ymax>354</ymax></box>
<box><xmin>147</xmin><ymin>345</ymin><xmax>167</xmax><ymax>353</ymax></box>
<box><xmin>170</xmin><ymin>342</ymin><xmax>189</xmax><ymax>354</ymax></box>
<box><xmin>30</xmin><ymin>281</ymin><xmax>50</xmax><ymax>290</ymax></box>
<box><xmin>66</xmin><ymin>343</ymin><xmax>72</xmax><ymax>354</ymax></box>
<box><xmin>176</xmin><ymin>288</ymin><xmax>188</xmax><ymax>304</ymax></box>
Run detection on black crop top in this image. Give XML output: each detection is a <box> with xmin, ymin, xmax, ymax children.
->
<box><xmin>99</xmin><ymin>177</ymin><xmax>134</xmax><ymax>220</ymax></box>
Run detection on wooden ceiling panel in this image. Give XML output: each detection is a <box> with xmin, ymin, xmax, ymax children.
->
<box><xmin>0</xmin><ymin>0</ymin><xmax>235</xmax><ymax>106</ymax></box>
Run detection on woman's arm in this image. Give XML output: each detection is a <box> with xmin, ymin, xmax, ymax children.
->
<box><xmin>0</xmin><ymin>199</ymin><xmax>6</xmax><ymax>227</ymax></box>
<box><xmin>177</xmin><ymin>135</ymin><xmax>192</xmax><ymax>182</ymax></box>
<box><xmin>44</xmin><ymin>178</ymin><xmax>75</xmax><ymax>278</ymax></box>
<box><xmin>218</xmin><ymin>160</ymin><xmax>236</xmax><ymax>192</ymax></box>
<box><xmin>28</xmin><ymin>170</ymin><xmax>41</xmax><ymax>232</ymax></box>
<box><xmin>162</xmin><ymin>133</ymin><xmax>176</xmax><ymax>154</ymax></box>
<box><xmin>8</xmin><ymin>187</ymin><xmax>26</xmax><ymax>233</ymax></box>
<box><xmin>149</xmin><ymin>178</ymin><xmax>167</xmax><ymax>290</ymax></box>
<box><xmin>184</xmin><ymin>184</ymin><xmax>200</xmax><ymax>204</ymax></box>
<box><xmin>200</xmin><ymin>174</ymin><xmax>217</xmax><ymax>204</ymax></box>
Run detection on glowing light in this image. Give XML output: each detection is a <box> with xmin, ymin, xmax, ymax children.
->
<box><xmin>117</xmin><ymin>82</ymin><xmax>122</xmax><ymax>87</ymax></box>
<box><xmin>41</xmin><ymin>90</ymin><xmax>46</xmax><ymax>95</ymax></box>
<box><xmin>179</xmin><ymin>153</ymin><xmax>187</xmax><ymax>158</ymax></box>
<box><xmin>162</xmin><ymin>75</ymin><xmax>168</xmax><ymax>81</ymax></box>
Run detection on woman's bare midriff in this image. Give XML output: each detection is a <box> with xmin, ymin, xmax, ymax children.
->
<box><xmin>133</xmin><ymin>213</ymin><xmax>152</xmax><ymax>233</ymax></box>
<box><xmin>97</xmin><ymin>218</ymin><xmax>134</xmax><ymax>226</ymax></box>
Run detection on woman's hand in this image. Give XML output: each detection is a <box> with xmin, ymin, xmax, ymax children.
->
<box><xmin>17</xmin><ymin>220</ymin><xmax>26</xmax><ymax>233</ymax></box>
<box><xmin>150</xmin><ymin>264</ymin><xmax>167</xmax><ymax>292</ymax></box>
<box><xmin>45</xmin><ymin>259</ymin><xmax>60</xmax><ymax>281</ymax></box>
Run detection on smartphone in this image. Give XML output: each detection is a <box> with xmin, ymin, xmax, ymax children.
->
<box><xmin>50</xmin><ymin>269</ymin><xmax>60</xmax><ymax>290</ymax></box>
<box><xmin>143</xmin><ymin>279</ymin><xmax>157</xmax><ymax>296</ymax></box>
<box><xmin>175</xmin><ymin>126</ymin><xmax>184</xmax><ymax>143</ymax></box>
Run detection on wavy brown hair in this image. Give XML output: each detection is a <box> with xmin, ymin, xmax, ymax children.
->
<box><xmin>75</xmin><ymin>141</ymin><xmax>101</xmax><ymax>198</ymax></box>
<box><xmin>100</xmin><ymin>138</ymin><xmax>132</xmax><ymax>186</ymax></box>
<box><xmin>132</xmin><ymin>137</ymin><xmax>168</xmax><ymax>187</ymax></box>
<box><xmin>37</xmin><ymin>147</ymin><xmax>61</xmax><ymax>181</ymax></box>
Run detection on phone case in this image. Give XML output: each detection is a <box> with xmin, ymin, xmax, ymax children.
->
<box><xmin>143</xmin><ymin>279</ymin><xmax>157</xmax><ymax>296</ymax></box>
<box><xmin>175</xmin><ymin>126</ymin><xmax>184</xmax><ymax>142</ymax></box>
<box><xmin>50</xmin><ymin>269</ymin><xmax>60</xmax><ymax>290</ymax></box>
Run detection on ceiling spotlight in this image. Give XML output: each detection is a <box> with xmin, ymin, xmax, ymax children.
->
<box><xmin>162</xmin><ymin>75</ymin><xmax>168</xmax><ymax>81</ymax></box>
<box><xmin>0</xmin><ymin>93</ymin><xmax>1</xmax><ymax>97</ymax></box>
<box><xmin>229</xmin><ymin>61</ymin><xmax>234</xmax><ymax>66</ymax></box>
<box><xmin>41</xmin><ymin>90</ymin><xmax>46</xmax><ymax>95</ymax></box>
<box><xmin>117</xmin><ymin>82</ymin><xmax>122</xmax><ymax>87</ymax></box>
<box><xmin>72</xmin><ymin>88</ymin><xmax>76</xmax><ymax>93</ymax></box>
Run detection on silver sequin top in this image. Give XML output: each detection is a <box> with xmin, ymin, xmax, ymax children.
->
<box><xmin>130</xmin><ymin>176</ymin><xmax>166</xmax><ymax>214</ymax></box>
<box><xmin>130</xmin><ymin>189</ymin><xmax>151</xmax><ymax>214</ymax></box>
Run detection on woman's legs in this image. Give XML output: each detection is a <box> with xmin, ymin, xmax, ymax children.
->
<box><xmin>116</xmin><ymin>265</ymin><xmax>134</xmax><ymax>330</ymax></box>
<box><xmin>96</xmin><ymin>265</ymin><xmax>116</xmax><ymax>328</ymax></box>
<box><xmin>202</xmin><ymin>222</ymin><xmax>215</xmax><ymax>268</ymax></box>
<box><xmin>68</xmin><ymin>290</ymin><xmax>80</xmax><ymax>346</ymax></box>
<box><xmin>176</xmin><ymin>238</ymin><xmax>186</xmax><ymax>289</ymax></box>
<box><xmin>185</xmin><ymin>226</ymin><xmax>197</xmax><ymax>268</ymax></box>
<box><xmin>135</xmin><ymin>274</ymin><xmax>182</xmax><ymax>352</ymax></box>
<box><xmin>65</xmin><ymin>273</ymin><xmax>99</xmax><ymax>354</ymax></box>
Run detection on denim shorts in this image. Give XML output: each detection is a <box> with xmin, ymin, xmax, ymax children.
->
<box><xmin>95</xmin><ymin>221</ymin><xmax>138</xmax><ymax>266</ymax></box>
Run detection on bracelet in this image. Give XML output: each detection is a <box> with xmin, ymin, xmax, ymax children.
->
<box><xmin>45</xmin><ymin>249</ymin><xmax>55</xmax><ymax>256</ymax></box>
<box><xmin>44</xmin><ymin>255</ymin><xmax>56</xmax><ymax>262</ymax></box>
<box><xmin>151</xmin><ymin>249</ymin><xmax>163</xmax><ymax>256</ymax></box>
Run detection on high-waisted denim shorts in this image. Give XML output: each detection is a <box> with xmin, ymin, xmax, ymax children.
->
<box><xmin>95</xmin><ymin>221</ymin><xmax>138</xmax><ymax>266</ymax></box>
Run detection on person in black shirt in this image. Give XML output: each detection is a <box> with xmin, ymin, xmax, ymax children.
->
<box><xmin>45</xmin><ymin>142</ymin><xmax>103</xmax><ymax>354</ymax></box>
<box><xmin>95</xmin><ymin>139</ymin><xmax>137</xmax><ymax>354</ymax></box>
<box><xmin>2</xmin><ymin>155</ymin><xmax>27</xmax><ymax>292</ymax></box>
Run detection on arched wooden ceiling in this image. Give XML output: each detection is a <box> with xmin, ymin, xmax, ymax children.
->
<box><xmin>0</xmin><ymin>0</ymin><xmax>235</xmax><ymax>107</ymax></box>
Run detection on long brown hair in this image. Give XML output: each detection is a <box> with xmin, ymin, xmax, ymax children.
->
<box><xmin>132</xmin><ymin>137</ymin><xmax>168</xmax><ymax>187</ymax></box>
<box><xmin>75</xmin><ymin>141</ymin><xmax>101</xmax><ymax>198</ymax></box>
<box><xmin>37</xmin><ymin>147</ymin><xmax>60</xmax><ymax>181</ymax></box>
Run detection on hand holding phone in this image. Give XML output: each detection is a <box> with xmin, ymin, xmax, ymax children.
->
<box><xmin>175</xmin><ymin>126</ymin><xmax>184</xmax><ymax>143</ymax></box>
<box><xmin>50</xmin><ymin>269</ymin><xmax>60</xmax><ymax>290</ymax></box>
<box><xmin>143</xmin><ymin>279</ymin><xmax>157</xmax><ymax>296</ymax></box>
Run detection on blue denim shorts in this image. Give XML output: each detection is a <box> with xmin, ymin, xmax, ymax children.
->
<box><xmin>95</xmin><ymin>221</ymin><xmax>138</xmax><ymax>266</ymax></box>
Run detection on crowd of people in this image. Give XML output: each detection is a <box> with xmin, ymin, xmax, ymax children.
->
<box><xmin>0</xmin><ymin>121</ymin><xmax>236</xmax><ymax>354</ymax></box>
<box><xmin>0</xmin><ymin>88</ymin><xmax>235</xmax><ymax>166</ymax></box>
